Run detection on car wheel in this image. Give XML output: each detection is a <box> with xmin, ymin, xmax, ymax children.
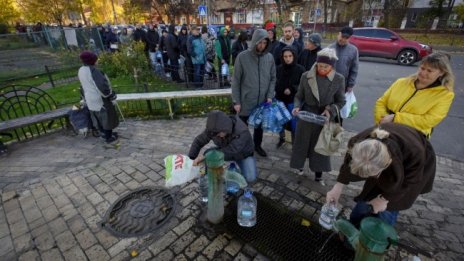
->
<box><xmin>397</xmin><ymin>50</ymin><xmax>417</xmax><ymax>65</ymax></box>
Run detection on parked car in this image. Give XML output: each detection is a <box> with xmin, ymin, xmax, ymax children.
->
<box><xmin>349</xmin><ymin>27</ymin><xmax>432</xmax><ymax>65</ymax></box>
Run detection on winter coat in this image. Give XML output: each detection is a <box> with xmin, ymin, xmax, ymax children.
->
<box><xmin>295</xmin><ymin>28</ymin><xmax>305</xmax><ymax>49</ymax></box>
<box><xmin>337</xmin><ymin>123</ymin><xmax>436</xmax><ymax>211</ymax></box>
<box><xmin>188</xmin><ymin>34</ymin><xmax>206</xmax><ymax>65</ymax></box>
<box><xmin>232</xmin><ymin>40</ymin><xmax>248</xmax><ymax>65</ymax></box>
<box><xmin>78</xmin><ymin>65</ymin><xmax>119</xmax><ymax>130</ymax></box>
<box><xmin>178</xmin><ymin>26</ymin><xmax>189</xmax><ymax>57</ymax></box>
<box><xmin>275</xmin><ymin>46</ymin><xmax>306</xmax><ymax>105</ymax></box>
<box><xmin>232</xmin><ymin>29</ymin><xmax>276</xmax><ymax>117</ymax></box>
<box><xmin>215</xmin><ymin>27</ymin><xmax>232</xmax><ymax>64</ymax></box>
<box><xmin>298</xmin><ymin>46</ymin><xmax>322</xmax><ymax>71</ymax></box>
<box><xmin>202</xmin><ymin>33</ymin><xmax>216</xmax><ymax>62</ymax></box>
<box><xmin>133</xmin><ymin>28</ymin><xmax>146</xmax><ymax>42</ymax></box>
<box><xmin>146</xmin><ymin>29</ymin><xmax>160</xmax><ymax>52</ymax></box>
<box><xmin>374</xmin><ymin>77</ymin><xmax>454</xmax><ymax>138</ymax></box>
<box><xmin>328</xmin><ymin>42</ymin><xmax>359</xmax><ymax>89</ymax></box>
<box><xmin>188</xmin><ymin>110</ymin><xmax>254</xmax><ymax>161</ymax></box>
<box><xmin>290</xmin><ymin>65</ymin><xmax>346</xmax><ymax>172</ymax></box>
<box><xmin>163</xmin><ymin>32</ymin><xmax>180</xmax><ymax>61</ymax></box>
<box><xmin>273</xmin><ymin>38</ymin><xmax>302</xmax><ymax>66</ymax></box>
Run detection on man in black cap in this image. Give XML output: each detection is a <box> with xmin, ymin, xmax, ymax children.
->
<box><xmin>328</xmin><ymin>26</ymin><xmax>359</xmax><ymax>93</ymax></box>
<box><xmin>297</xmin><ymin>33</ymin><xmax>322</xmax><ymax>71</ymax></box>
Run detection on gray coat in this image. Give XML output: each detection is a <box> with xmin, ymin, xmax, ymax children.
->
<box><xmin>328</xmin><ymin>42</ymin><xmax>359</xmax><ymax>89</ymax></box>
<box><xmin>232</xmin><ymin>29</ymin><xmax>276</xmax><ymax>117</ymax></box>
<box><xmin>290</xmin><ymin>65</ymin><xmax>346</xmax><ymax>172</ymax></box>
<box><xmin>188</xmin><ymin>111</ymin><xmax>254</xmax><ymax>162</ymax></box>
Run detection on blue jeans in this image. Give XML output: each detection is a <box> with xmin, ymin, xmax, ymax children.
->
<box><xmin>148</xmin><ymin>51</ymin><xmax>157</xmax><ymax>68</ymax></box>
<box><xmin>236</xmin><ymin>156</ymin><xmax>258</xmax><ymax>183</ymax></box>
<box><xmin>350</xmin><ymin>201</ymin><xmax>399</xmax><ymax>228</ymax></box>
<box><xmin>193</xmin><ymin>64</ymin><xmax>204</xmax><ymax>87</ymax></box>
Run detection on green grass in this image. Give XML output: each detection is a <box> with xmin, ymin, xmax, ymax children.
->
<box><xmin>0</xmin><ymin>37</ymin><xmax>39</xmax><ymax>50</ymax></box>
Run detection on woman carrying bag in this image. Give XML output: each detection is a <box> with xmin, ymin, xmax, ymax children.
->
<box><xmin>290</xmin><ymin>48</ymin><xmax>346</xmax><ymax>185</ymax></box>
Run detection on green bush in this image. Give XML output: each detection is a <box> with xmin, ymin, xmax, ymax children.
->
<box><xmin>98</xmin><ymin>42</ymin><xmax>151</xmax><ymax>82</ymax></box>
<box><xmin>0</xmin><ymin>23</ymin><xmax>9</xmax><ymax>34</ymax></box>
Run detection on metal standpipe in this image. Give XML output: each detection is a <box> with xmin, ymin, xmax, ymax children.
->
<box><xmin>205</xmin><ymin>150</ymin><xmax>225</xmax><ymax>224</ymax></box>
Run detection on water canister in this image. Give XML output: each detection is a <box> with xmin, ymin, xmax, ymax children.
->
<box><xmin>237</xmin><ymin>189</ymin><xmax>257</xmax><ymax>227</ymax></box>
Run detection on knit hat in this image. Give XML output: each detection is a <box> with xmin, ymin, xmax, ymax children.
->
<box><xmin>79</xmin><ymin>51</ymin><xmax>98</xmax><ymax>65</ymax></box>
<box><xmin>307</xmin><ymin>33</ymin><xmax>322</xmax><ymax>47</ymax></box>
<box><xmin>340</xmin><ymin>26</ymin><xmax>354</xmax><ymax>38</ymax></box>
<box><xmin>316</xmin><ymin>48</ymin><xmax>338</xmax><ymax>66</ymax></box>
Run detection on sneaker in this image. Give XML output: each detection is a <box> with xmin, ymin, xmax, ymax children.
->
<box><xmin>293</xmin><ymin>169</ymin><xmax>304</xmax><ymax>176</ymax></box>
<box><xmin>276</xmin><ymin>138</ymin><xmax>285</xmax><ymax>149</ymax></box>
<box><xmin>255</xmin><ymin>146</ymin><xmax>267</xmax><ymax>157</ymax></box>
<box><xmin>315</xmin><ymin>178</ymin><xmax>326</xmax><ymax>186</ymax></box>
<box><xmin>105</xmin><ymin>136</ymin><xmax>118</xmax><ymax>144</ymax></box>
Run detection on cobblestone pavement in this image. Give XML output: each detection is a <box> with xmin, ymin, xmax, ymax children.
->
<box><xmin>0</xmin><ymin>118</ymin><xmax>463</xmax><ymax>261</ymax></box>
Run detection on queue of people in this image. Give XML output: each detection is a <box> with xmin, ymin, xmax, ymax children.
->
<box><xmin>78</xmin><ymin>22</ymin><xmax>455</xmax><ymax>233</ymax></box>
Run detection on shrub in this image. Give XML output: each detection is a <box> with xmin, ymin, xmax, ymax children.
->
<box><xmin>0</xmin><ymin>23</ymin><xmax>9</xmax><ymax>34</ymax></box>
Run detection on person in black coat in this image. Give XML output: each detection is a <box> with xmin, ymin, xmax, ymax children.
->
<box><xmin>178</xmin><ymin>25</ymin><xmax>193</xmax><ymax>83</ymax></box>
<box><xmin>231</xmin><ymin>31</ymin><xmax>248</xmax><ymax>65</ymax></box>
<box><xmin>298</xmin><ymin>33</ymin><xmax>322</xmax><ymax>71</ymax></box>
<box><xmin>267</xmin><ymin>28</ymin><xmax>280</xmax><ymax>64</ymax></box>
<box><xmin>163</xmin><ymin>25</ymin><xmax>182</xmax><ymax>82</ymax></box>
<box><xmin>146</xmin><ymin>24</ymin><xmax>160</xmax><ymax>67</ymax></box>
<box><xmin>275</xmin><ymin>46</ymin><xmax>306</xmax><ymax>147</ymax></box>
<box><xmin>273</xmin><ymin>22</ymin><xmax>303</xmax><ymax>66</ymax></box>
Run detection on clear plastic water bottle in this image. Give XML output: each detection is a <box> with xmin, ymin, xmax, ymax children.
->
<box><xmin>237</xmin><ymin>189</ymin><xmax>257</xmax><ymax>227</ymax></box>
<box><xmin>318</xmin><ymin>200</ymin><xmax>340</xmax><ymax>230</ymax></box>
<box><xmin>226</xmin><ymin>163</ymin><xmax>241</xmax><ymax>195</ymax></box>
<box><xmin>199</xmin><ymin>169</ymin><xmax>208</xmax><ymax>203</ymax></box>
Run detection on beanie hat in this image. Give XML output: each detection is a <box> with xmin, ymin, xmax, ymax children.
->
<box><xmin>307</xmin><ymin>33</ymin><xmax>322</xmax><ymax>47</ymax></box>
<box><xmin>79</xmin><ymin>51</ymin><xmax>98</xmax><ymax>65</ymax></box>
<box><xmin>316</xmin><ymin>48</ymin><xmax>338</xmax><ymax>66</ymax></box>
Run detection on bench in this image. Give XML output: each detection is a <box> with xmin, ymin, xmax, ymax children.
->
<box><xmin>117</xmin><ymin>88</ymin><xmax>232</xmax><ymax>119</ymax></box>
<box><xmin>0</xmin><ymin>85</ymin><xmax>71</xmax><ymax>143</ymax></box>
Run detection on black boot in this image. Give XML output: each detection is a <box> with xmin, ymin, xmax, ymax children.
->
<box><xmin>276</xmin><ymin>138</ymin><xmax>285</xmax><ymax>148</ymax></box>
<box><xmin>255</xmin><ymin>146</ymin><xmax>267</xmax><ymax>157</ymax></box>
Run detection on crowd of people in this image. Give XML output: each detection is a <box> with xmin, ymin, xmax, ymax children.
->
<box><xmin>77</xmin><ymin>20</ymin><xmax>456</xmax><ymax>231</ymax></box>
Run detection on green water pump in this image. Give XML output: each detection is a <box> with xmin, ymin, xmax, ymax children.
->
<box><xmin>334</xmin><ymin>217</ymin><xmax>398</xmax><ymax>261</ymax></box>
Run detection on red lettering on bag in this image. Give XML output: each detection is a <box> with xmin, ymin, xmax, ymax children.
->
<box><xmin>174</xmin><ymin>154</ymin><xmax>184</xmax><ymax>169</ymax></box>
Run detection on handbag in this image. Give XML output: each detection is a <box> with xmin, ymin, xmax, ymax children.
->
<box><xmin>314</xmin><ymin>105</ymin><xmax>344</xmax><ymax>156</ymax></box>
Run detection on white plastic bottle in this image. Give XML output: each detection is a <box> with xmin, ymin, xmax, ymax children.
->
<box><xmin>198</xmin><ymin>169</ymin><xmax>208</xmax><ymax>203</ymax></box>
<box><xmin>237</xmin><ymin>189</ymin><xmax>257</xmax><ymax>227</ymax></box>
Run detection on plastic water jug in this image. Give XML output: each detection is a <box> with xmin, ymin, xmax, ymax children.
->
<box><xmin>319</xmin><ymin>200</ymin><xmax>340</xmax><ymax>230</ymax></box>
<box><xmin>237</xmin><ymin>189</ymin><xmax>257</xmax><ymax>227</ymax></box>
<box><xmin>226</xmin><ymin>163</ymin><xmax>241</xmax><ymax>195</ymax></box>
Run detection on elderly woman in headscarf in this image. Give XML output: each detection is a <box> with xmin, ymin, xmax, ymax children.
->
<box><xmin>78</xmin><ymin>51</ymin><xmax>119</xmax><ymax>143</ymax></box>
<box><xmin>290</xmin><ymin>48</ymin><xmax>346</xmax><ymax>185</ymax></box>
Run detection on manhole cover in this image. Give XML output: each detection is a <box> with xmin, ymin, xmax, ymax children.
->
<box><xmin>224</xmin><ymin>193</ymin><xmax>354</xmax><ymax>261</ymax></box>
<box><xmin>101</xmin><ymin>187</ymin><xmax>176</xmax><ymax>237</ymax></box>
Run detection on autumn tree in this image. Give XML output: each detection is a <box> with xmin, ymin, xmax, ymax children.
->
<box><xmin>151</xmin><ymin>0</ymin><xmax>195</xmax><ymax>24</ymax></box>
<box><xmin>456</xmin><ymin>3</ymin><xmax>464</xmax><ymax>22</ymax></box>
<box><xmin>0</xmin><ymin>0</ymin><xmax>20</xmax><ymax>25</ymax></box>
<box><xmin>122</xmin><ymin>0</ymin><xmax>149</xmax><ymax>24</ymax></box>
<box><xmin>16</xmin><ymin>0</ymin><xmax>77</xmax><ymax>26</ymax></box>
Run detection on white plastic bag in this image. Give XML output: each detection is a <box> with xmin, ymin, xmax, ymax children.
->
<box><xmin>340</xmin><ymin>92</ymin><xmax>358</xmax><ymax>119</ymax></box>
<box><xmin>164</xmin><ymin>154</ymin><xmax>200</xmax><ymax>187</ymax></box>
<box><xmin>221</xmin><ymin>63</ymin><xmax>229</xmax><ymax>76</ymax></box>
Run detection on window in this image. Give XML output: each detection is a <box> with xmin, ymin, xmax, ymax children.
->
<box><xmin>291</xmin><ymin>12</ymin><xmax>302</xmax><ymax>27</ymax></box>
<box><xmin>237</xmin><ymin>9</ymin><xmax>246</xmax><ymax>24</ymax></box>
<box><xmin>353</xmin><ymin>29</ymin><xmax>374</xmax><ymax>37</ymax></box>
<box><xmin>411</xmin><ymin>12</ymin><xmax>417</xmax><ymax>22</ymax></box>
<box><xmin>374</xmin><ymin>29</ymin><xmax>394</xmax><ymax>39</ymax></box>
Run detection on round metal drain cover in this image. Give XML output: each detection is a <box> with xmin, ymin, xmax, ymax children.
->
<box><xmin>101</xmin><ymin>187</ymin><xmax>176</xmax><ymax>237</ymax></box>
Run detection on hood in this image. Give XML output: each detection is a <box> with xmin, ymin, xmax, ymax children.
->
<box><xmin>250</xmin><ymin>29</ymin><xmax>270</xmax><ymax>56</ymax></box>
<box><xmin>295</xmin><ymin>28</ymin><xmax>304</xmax><ymax>44</ymax></box>
<box><xmin>168</xmin><ymin>24</ymin><xmax>176</xmax><ymax>34</ymax></box>
<box><xmin>281</xmin><ymin>46</ymin><xmax>298</xmax><ymax>66</ymax></box>
<box><xmin>180</xmin><ymin>25</ymin><xmax>188</xmax><ymax>35</ymax></box>
<box><xmin>267</xmin><ymin>28</ymin><xmax>277</xmax><ymax>41</ymax></box>
<box><xmin>206</xmin><ymin>110</ymin><xmax>233</xmax><ymax>134</ymax></box>
<box><xmin>218</xmin><ymin>27</ymin><xmax>228</xmax><ymax>39</ymax></box>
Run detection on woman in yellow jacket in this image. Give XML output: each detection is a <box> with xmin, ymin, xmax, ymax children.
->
<box><xmin>375</xmin><ymin>52</ymin><xmax>455</xmax><ymax>138</ymax></box>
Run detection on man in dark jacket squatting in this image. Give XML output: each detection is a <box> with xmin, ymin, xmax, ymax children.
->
<box><xmin>188</xmin><ymin>110</ymin><xmax>257</xmax><ymax>183</ymax></box>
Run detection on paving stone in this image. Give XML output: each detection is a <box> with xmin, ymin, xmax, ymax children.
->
<box><xmin>6</xmin><ymin>208</ymin><xmax>26</xmax><ymax>226</ymax></box>
<box><xmin>233</xmin><ymin>253</ymin><xmax>252</xmax><ymax>261</ymax></box>
<box><xmin>95</xmin><ymin>230</ymin><xmax>119</xmax><ymax>249</ymax></box>
<box><xmin>77</xmin><ymin>203</ymin><xmax>97</xmax><ymax>219</ymax></box>
<box><xmin>59</xmin><ymin>204</ymin><xmax>79</xmax><ymax>220</ymax></box>
<box><xmin>108</xmin><ymin>238</ymin><xmax>137</xmax><ymax>257</ymax></box>
<box><xmin>36</xmin><ymin>195</ymin><xmax>54</xmax><ymax>210</ymax></box>
<box><xmin>0</xmin><ymin>221</ymin><xmax>10</xmax><ymax>238</ymax></box>
<box><xmin>253</xmin><ymin>253</ymin><xmax>271</xmax><ymax>261</ymax></box>
<box><xmin>130</xmin><ymin>249</ymin><xmax>153</xmax><ymax>261</ymax></box>
<box><xmin>75</xmin><ymin>228</ymin><xmax>98</xmax><ymax>250</ymax></box>
<box><xmin>173</xmin><ymin>216</ymin><xmax>197</xmax><ymax>236</ymax></box>
<box><xmin>95</xmin><ymin>183</ymin><xmax>112</xmax><ymax>194</ymax></box>
<box><xmin>3</xmin><ymin>198</ymin><xmax>20</xmax><ymax>214</ymax></box>
<box><xmin>33</xmin><ymin>231</ymin><xmax>55</xmax><ymax>251</ymax></box>
<box><xmin>53</xmin><ymin>195</ymin><xmax>72</xmax><ymax>209</ymax></box>
<box><xmin>19</xmin><ymin>195</ymin><xmax>35</xmax><ymax>210</ymax></box>
<box><xmin>103</xmin><ymin>191</ymin><xmax>119</xmax><ymax>203</ymax></box>
<box><xmin>116</xmin><ymin>172</ymin><xmax>133</xmax><ymax>184</ymax></box>
<box><xmin>224</xmin><ymin>239</ymin><xmax>243</xmax><ymax>257</ymax></box>
<box><xmin>170</xmin><ymin>230</ymin><xmax>197</xmax><ymax>254</ymax></box>
<box><xmin>156</xmin><ymin>248</ymin><xmax>174</xmax><ymax>260</ymax></box>
<box><xmin>85</xmin><ymin>244</ymin><xmax>110</xmax><ymax>261</ymax></box>
<box><xmin>42</xmin><ymin>204</ymin><xmax>60</xmax><ymax>222</ymax></box>
<box><xmin>56</xmin><ymin>176</ymin><xmax>73</xmax><ymax>188</ymax></box>
<box><xmin>87</xmin><ymin>192</ymin><xmax>105</xmax><ymax>206</ymax></box>
<box><xmin>241</xmin><ymin>243</ymin><xmax>258</xmax><ymax>258</ymax></box>
<box><xmin>31</xmin><ymin>186</ymin><xmax>48</xmax><ymax>199</ymax></box>
<box><xmin>48</xmin><ymin>218</ymin><xmax>68</xmax><ymax>237</ymax></box>
<box><xmin>185</xmin><ymin>235</ymin><xmax>210</xmax><ymax>259</ymax></box>
<box><xmin>111</xmin><ymin>250</ymin><xmax>130</xmax><ymax>261</ymax></box>
<box><xmin>13</xmin><ymin>232</ymin><xmax>32</xmax><ymax>252</ymax></box>
<box><xmin>0</xmin><ymin>236</ymin><xmax>14</xmax><ymax>254</ymax></box>
<box><xmin>80</xmin><ymin>184</ymin><xmax>97</xmax><ymax>196</ymax></box>
<box><xmin>18</xmin><ymin>250</ymin><xmax>40</xmax><ymax>261</ymax></box>
<box><xmin>9</xmin><ymin>219</ymin><xmax>29</xmax><ymax>238</ymax></box>
<box><xmin>202</xmin><ymin>235</ymin><xmax>228</xmax><ymax>259</ymax></box>
<box><xmin>125</xmin><ymin>180</ymin><xmax>141</xmax><ymax>190</ymax></box>
<box><xmin>173</xmin><ymin>253</ymin><xmax>188</xmax><ymax>261</ymax></box>
<box><xmin>62</xmin><ymin>246</ymin><xmax>88</xmax><ymax>261</ymax></box>
<box><xmin>63</xmin><ymin>184</ymin><xmax>80</xmax><ymax>197</ymax></box>
<box><xmin>56</xmin><ymin>230</ymin><xmax>77</xmax><ymax>252</ymax></box>
<box><xmin>148</xmin><ymin>231</ymin><xmax>178</xmax><ymax>256</ymax></box>
<box><xmin>41</xmin><ymin>247</ymin><xmax>64</xmax><ymax>261</ymax></box>
<box><xmin>86</xmin><ymin>175</ymin><xmax>102</xmax><ymax>186</ymax></box>
<box><xmin>2</xmin><ymin>191</ymin><xmax>17</xmax><ymax>202</ymax></box>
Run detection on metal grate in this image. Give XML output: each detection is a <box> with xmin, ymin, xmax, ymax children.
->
<box><xmin>100</xmin><ymin>187</ymin><xmax>176</xmax><ymax>237</ymax></box>
<box><xmin>224</xmin><ymin>193</ymin><xmax>354</xmax><ymax>261</ymax></box>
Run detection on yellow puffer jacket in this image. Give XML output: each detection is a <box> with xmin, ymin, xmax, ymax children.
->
<box><xmin>374</xmin><ymin>77</ymin><xmax>454</xmax><ymax>138</ymax></box>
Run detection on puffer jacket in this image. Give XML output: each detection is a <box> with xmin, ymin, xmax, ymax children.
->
<box><xmin>374</xmin><ymin>77</ymin><xmax>454</xmax><ymax>138</ymax></box>
<box><xmin>188</xmin><ymin>34</ymin><xmax>206</xmax><ymax>65</ymax></box>
<box><xmin>188</xmin><ymin>110</ymin><xmax>254</xmax><ymax>161</ymax></box>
